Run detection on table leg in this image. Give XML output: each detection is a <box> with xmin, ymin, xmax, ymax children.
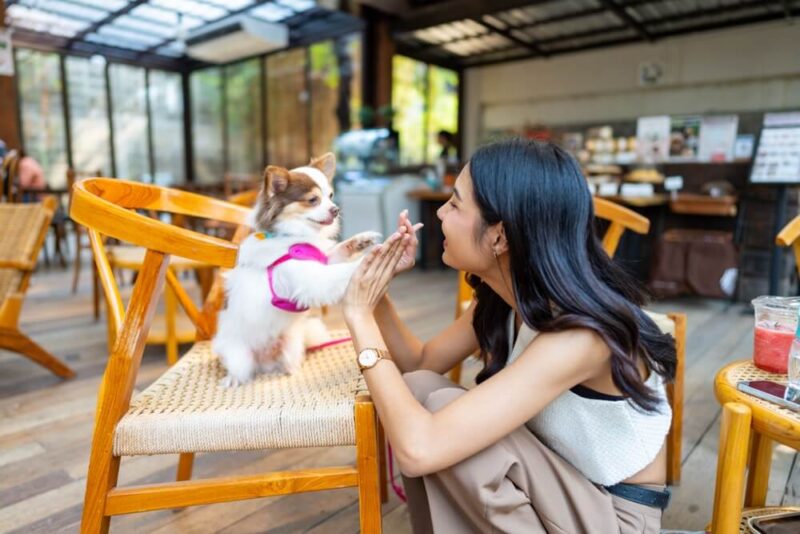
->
<box><xmin>744</xmin><ymin>432</ymin><xmax>773</xmax><ymax>507</ymax></box>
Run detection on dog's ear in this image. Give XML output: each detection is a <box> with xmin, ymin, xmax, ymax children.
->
<box><xmin>263</xmin><ymin>166</ymin><xmax>290</xmax><ymax>197</ymax></box>
<box><xmin>309</xmin><ymin>152</ymin><xmax>336</xmax><ymax>182</ymax></box>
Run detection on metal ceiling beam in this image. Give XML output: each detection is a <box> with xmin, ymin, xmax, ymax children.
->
<box><xmin>598</xmin><ymin>0</ymin><xmax>654</xmax><ymax>41</ymax></box>
<box><xmin>643</xmin><ymin>0</ymin><xmax>788</xmax><ymax>28</ymax></box>
<box><xmin>67</xmin><ymin>0</ymin><xmax>150</xmax><ymax>47</ymax></box>
<box><xmin>777</xmin><ymin>0</ymin><xmax>793</xmax><ymax>20</ymax></box>
<box><xmin>651</xmin><ymin>6</ymin><xmax>800</xmax><ymax>38</ymax></box>
<box><xmin>474</xmin><ymin>16</ymin><xmax>547</xmax><ymax>57</ymax></box>
<box><xmin>394</xmin><ymin>0</ymin><xmax>557</xmax><ymax>33</ymax></box>
<box><xmin>464</xmin><ymin>34</ymin><xmax>642</xmax><ymax>69</ymax></box>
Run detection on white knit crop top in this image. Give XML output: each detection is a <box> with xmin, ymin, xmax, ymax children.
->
<box><xmin>507</xmin><ymin>312</ymin><xmax>672</xmax><ymax>486</ymax></box>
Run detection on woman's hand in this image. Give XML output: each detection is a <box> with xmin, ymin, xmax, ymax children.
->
<box><xmin>394</xmin><ymin>209</ymin><xmax>423</xmax><ymax>275</ymax></box>
<box><xmin>343</xmin><ymin>232</ymin><xmax>409</xmax><ymax>324</ymax></box>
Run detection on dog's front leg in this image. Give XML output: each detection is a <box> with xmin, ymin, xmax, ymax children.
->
<box><xmin>327</xmin><ymin>231</ymin><xmax>382</xmax><ymax>263</ymax></box>
<box><xmin>278</xmin><ymin>260</ymin><xmax>362</xmax><ymax>309</ymax></box>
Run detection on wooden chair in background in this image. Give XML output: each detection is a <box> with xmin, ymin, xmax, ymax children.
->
<box><xmin>68</xmin><ymin>168</ymin><xmax>103</xmax><ymax>320</ymax></box>
<box><xmin>776</xmin><ymin>213</ymin><xmax>800</xmax><ymax>275</ymax></box>
<box><xmin>0</xmin><ymin>196</ymin><xmax>75</xmax><ymax>378</ymax></box>
<box><xmin>449</xmin><ymin>197</ymin><xmax>686</xmax><ymax>485</ymax></box>
<box><xmin>2</xmin><ymin>150</ymin><xmax>20</xmax><ymax>202</ymax></box>
<box><xmin>71</xmin><ymin>178</ymin><xmax>382</xmax><ymax>533</ymax></box>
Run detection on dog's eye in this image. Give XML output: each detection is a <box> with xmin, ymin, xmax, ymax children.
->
<box><xmin>329</xmin><ymin>192</ymin><xmax>334</xmax><ymax>199</ymax></box>
<box><xmin>308</xmin><ymin>196</ymin><xmax>320</xmax><ymax>206</ymax></box>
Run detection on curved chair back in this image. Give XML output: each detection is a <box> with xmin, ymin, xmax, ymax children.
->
<box><xmin>71</xmin><ymin>178</ymin><xmax>251</xmax><ymax>348</ymax></box>
<box><xmin>776</xmin><ymin>213</ymin><xmax>800</xmax><ymax>276</ymax></box>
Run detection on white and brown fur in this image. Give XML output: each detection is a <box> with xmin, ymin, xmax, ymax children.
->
<box><xmin>213</xmin><ymin>153</ymin><xmax>380</xmax><ymax>386</ymax></box>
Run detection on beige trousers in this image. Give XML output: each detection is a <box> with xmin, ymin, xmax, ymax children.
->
<box><xmin>401</xmin><ymin>370</ymin><xmax>662</xmax><ymax>534</ymax></box>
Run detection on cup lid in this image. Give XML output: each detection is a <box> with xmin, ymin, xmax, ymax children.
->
<box><xmin>751</xmin><ymin>295</ymin><xmax>800</xmax><ymax>312</ymax></box>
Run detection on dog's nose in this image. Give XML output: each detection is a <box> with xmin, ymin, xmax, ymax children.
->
<box><xmin>329</xmin><ymin>206</ymin><xmax>340</xmax><ymax>217</ymax></box>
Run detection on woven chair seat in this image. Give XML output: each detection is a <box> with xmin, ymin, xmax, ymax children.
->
<box><xmin>0</xmin><ymin>203</ymin><xmax>48</xmax><ymax>303</ymax></box>
<box><xmin>113</xmin><ymin>332</ymin><xmax>367</xmax><ymax>456</ymax></box>
<box><xmin>739</xmin><ymin>506</ymin><xmax>800</xmax><ymax>532</ymax></box>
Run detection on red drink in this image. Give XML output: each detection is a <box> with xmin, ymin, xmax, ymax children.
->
<box><xmin>754</xmin><ymin>322</ymin><xmax>794</xmax><ymax>374</ymax></box>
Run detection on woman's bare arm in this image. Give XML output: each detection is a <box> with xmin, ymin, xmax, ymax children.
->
<box><xmin>373</xmin><ymin>295</ymin><xmax>479</xmax><ymax>374</ymax></box>
<box><xmin>348</xmin><ymin>315</ymin><xmax>609</xmax><ymax>478</ymax></box>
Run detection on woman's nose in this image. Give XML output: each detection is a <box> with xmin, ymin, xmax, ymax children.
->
<box><xmin>436</xmin><ymin>204</ymin><xmax>445</xmax><ymax>221</ymax></box>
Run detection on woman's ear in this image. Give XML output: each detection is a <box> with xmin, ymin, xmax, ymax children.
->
<box><xmin>491</xmin><ymin>223</ymin><xmax>509</xmax><ymax>257</ymax></box>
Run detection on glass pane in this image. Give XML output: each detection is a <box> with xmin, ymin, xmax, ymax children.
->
<box><xmin>225</xmin><ymin>59</ymin><xmax>262</xmax><ymax>175</ymax></box>
<box><xmin>16</xmin><ymin>49</ymin><xmax>68</xmax><ymax>188</ymax></box>
<box><xmin>109</xmin><ymin>64</ymin><xmax>150</xmax><ymax>181</ymax></box>
<box><xmin>426</xmin><ymin>65</ymin><xmax>459</xmax><ymax>163</ymax></box>
<box><xmin>191</xmin><ymin>67</ymin><xmax>224</xmax><ymax>184</ymax></box>
<box><xmin>265</xmin><ymin>48</ymin><xmax>308</xmax><ymax>168</ymax></box>
<box><xmin>309</xmin><ymin>34</ymin><xmax>363</xmax><ymax>156</ymax></box>
<box><xmin>66</xmin><ymin>56</ymin><xmax>111</xmax><ymax>176</ymax></box>
<box><xmin>392</xmin><ymin>55</ymin><xmax>427</xmax><ymax>165</ymax></box>
<box><xmin>149</xmin><ymin>70</ymin><xmax>185</xmax><ymax>185</ymax></box>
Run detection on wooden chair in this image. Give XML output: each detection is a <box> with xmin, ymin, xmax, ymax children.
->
<box><xmin>710</xmin><ymin>402</ymin><xmax>800</xmax><ymax>533</ymax></box>
<box><xmin>224</xmin><ymin>172</ymin><xmax>261</xmax><ymax>198</ymax></box>
<box><xmin>67</xmin><ymin>168</ymin><xmax>103</xmax><ymax>320</ymax></box>
<box><xmin>71</xmin><ymin>178</ymin><xmax>382</xmax><ymax>533</ymax></box>
<box><xmin>2</xmin><ymin>150</ymin><xmax>20</xmax><ymax>202</ymax></box>
<box><xmin>0</xmin><ymin>196</ymin><xmax>75</xmax><ymax>378</ymax></box>
<box><xmin>449</xmin><ymin>198</ymin><xmax>686</xmax><ymax>485</ymax></box>
<box><xmin>776</xmin><ymin>213</ymin><xmax>800</xmax><ymax>275</ymax></box>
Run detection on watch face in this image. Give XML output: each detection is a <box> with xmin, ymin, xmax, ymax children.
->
<box><xmin>359</xmin><ymin>349</ymin><xmax>378</xmax><ymax>368</ymax></box>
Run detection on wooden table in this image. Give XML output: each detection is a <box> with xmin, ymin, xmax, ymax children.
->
<box><xmin>715</xmin><ymin>361</ymin><xmax>800</xmax><ymax>507</ymax></box>
<box><xmin>107</xmin><ymin>246</ymin><xmax>215</xmax><ymax>365</ymax></box>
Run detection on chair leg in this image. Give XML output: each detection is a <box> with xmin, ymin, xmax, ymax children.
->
<box><xmin>355</xmin><ymin>398</ymin><xmax>382</xmax><ymax>533</ymax></box>
<box><xmin>448</xmin><ymin>363</ymin><xmax>462</xmax><ymax>386</ymax></box>
<box><xmin>72</xmin><ymin>227</ymin><xmax>82</xmax><ymax>294</ymax></box>
<box><xmin>176</xmin><ymin>453</ymin><xmax>195</xmax><ymax>482</ymax></box>
<box><xmin>81</xmin><ymin>447</ymin><xmax>121</xmax><ymax>533</ymax></box>
<box><xmin>378</xmin><ymin>420</ymin><xmax>388</xmax><ymax>504</ymax></box>
<box><xmin>0</xmin><ymin>328</ymin><xmax>75</xmax><ymax>378</ymax></box>
<box><xmin>711</xmin><ymin>402</ymin><xmax>752</xmax><ymax>534</ymax></box>
<box><xmin>744</xmin><ymin>433</ymin><xmax>773</xmax><ymax>507</ymax></box>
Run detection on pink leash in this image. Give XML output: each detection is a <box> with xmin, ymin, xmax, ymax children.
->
<box><xmin>306</xmin><ymin>336</ymin><xmax>408</xmax><ymax>503</ymax></box>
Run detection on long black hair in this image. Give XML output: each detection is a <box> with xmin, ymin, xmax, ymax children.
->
<box><xmin>469</xmin><ymin>138</ymin><xmax>676</xmax><ymax>412</ymax></box>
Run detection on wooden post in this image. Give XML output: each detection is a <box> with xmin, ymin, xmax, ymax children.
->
<box><xmin>362</xmin><ymin>7</ymin><xmax>395</xmax><ymax>123</ymax></box>
<box><xmin>0</xmin><ymin>0</ymin><xmax>21</xmax><ymax>150</ymax></box>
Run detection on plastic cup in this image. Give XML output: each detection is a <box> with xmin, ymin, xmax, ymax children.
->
<box><xmin>752</xmin><ymin>296</ymin><xmax>800</xmax><ymax>374</ymax></box>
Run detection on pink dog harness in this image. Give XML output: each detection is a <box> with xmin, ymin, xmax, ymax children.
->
<box><xmin>258</xmin><ymin>232</ymin><xmax>328</xmax><ymax>313</ymax></box>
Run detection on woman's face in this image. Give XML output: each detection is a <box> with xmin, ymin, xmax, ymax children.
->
<box><xmin>436</xmin><ymin>165</ymin><xmax>494</xmax><ymax>274</ymax></box>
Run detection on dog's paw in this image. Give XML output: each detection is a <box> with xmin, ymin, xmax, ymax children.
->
<box><xmin>347</xmin><ymin>231</ymin><xmax>382</xmax><ymax>253</ymax></box>
<box><xmin>219</xmin><ymin>374</ymin><xmax>243</xmax><ymax>388</ymax></box>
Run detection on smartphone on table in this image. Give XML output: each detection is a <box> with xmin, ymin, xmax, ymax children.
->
<box><xmin>736</xmin><ymin>380</ymin><xmax>800</xmax><ymax>413</ymax></box>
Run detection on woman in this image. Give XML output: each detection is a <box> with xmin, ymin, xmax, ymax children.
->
<box><xmin>342</xmin><ymin>138</ymin><xmax>676</xmax><ymax>533</ymax></box>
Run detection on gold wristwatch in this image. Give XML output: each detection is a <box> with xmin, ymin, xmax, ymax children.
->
<box><xmin>357</xmin><ymin>348</ymin><xmax>389</xmax><ymax>372</ymax></box>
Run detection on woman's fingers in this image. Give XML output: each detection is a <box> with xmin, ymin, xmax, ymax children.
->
<box><xmin>364</xmin><ymin>233</ymin><xmax>401</xmax><ymax>279</ymax></box>
<box><xmin>375</xmin><ymin>234</ymin><xmax>408</xmax><ymax>286</ymax></box>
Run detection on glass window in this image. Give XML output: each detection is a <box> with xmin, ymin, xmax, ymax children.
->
<box><xmin>309</xmin><ymin>34</ymin><xmax>363</xmax><ymax>157</ymax></box>
<box><xmin>109</xmin><ymin>64</ymin><xmax>150</xmax><ymax>181</ymax></box>
<box><xmin>149</xmin><ymin>70</ymin><xmax>185</xmax><ymax>185</ymax></box>
<box><xmin>66</xmin><ymin>56</ymin><xmax>111</xmax><ymax>176</ymax></box>
<box><xmin>16</xmin><ymin>49</ymin><xmax>69</xmax><ymax>188</ymax></box>
<box><xmin>190</xmin><ymin>67</ymin><xmax>224</xmax><ymax>184</ymax></box>
<box><xmin>265</xmin><ymin>48</ymin><xmax>309</xmax><ymax>168</ymax></box>
<box><xmin>225</xmin><ymin>59</ymin><xmax>262</xmax><ymax>175</ymax></box>
<box><xmin>391</xmin><ymin>55</ymin><xmax>427</xmax><ymax>165</ymax></box>
<box><xmin>426</xmin><ymin>65</ymin><xmax>459</xmax><ymax>163</ymax></box>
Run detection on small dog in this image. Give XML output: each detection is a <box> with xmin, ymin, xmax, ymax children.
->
<box><xmin>213</xmin><ymin>152</ymin><xmax>380</xmax><ymax>386</ymax></box>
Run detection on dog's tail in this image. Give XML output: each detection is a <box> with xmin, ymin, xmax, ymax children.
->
<box><xmin>303</xmin><ymin>316</ymin><xmax>330</xmax><ymax>348</ymax></box>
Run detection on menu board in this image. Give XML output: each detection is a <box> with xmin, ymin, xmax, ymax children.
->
<box><xmin>750</xmin><ymin>123</ymin><xmax>800</xmax><ymax>184</ymax></box>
